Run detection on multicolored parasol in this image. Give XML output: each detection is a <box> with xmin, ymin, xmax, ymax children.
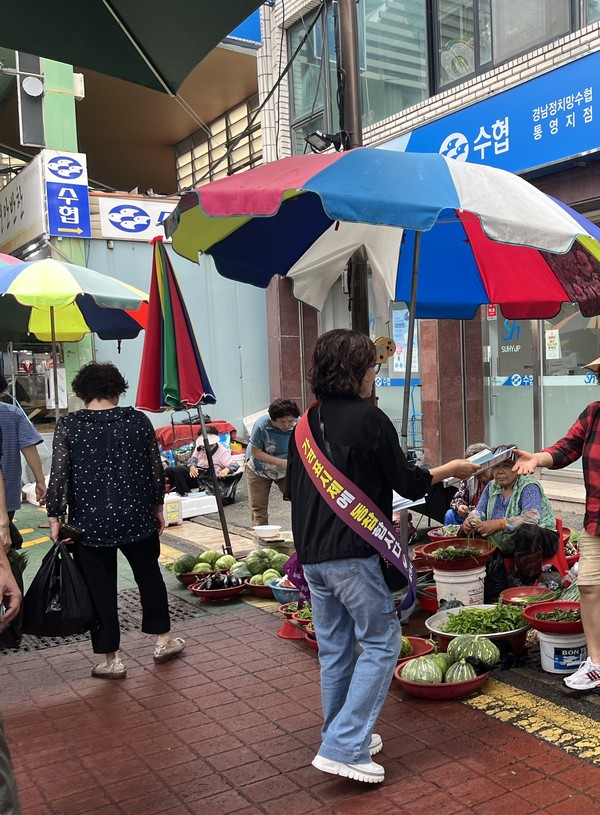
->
<box><xmin>0</xmin><ymin>258</ymin><xmax>147</xmax><ymax>342</ymax></box>
<box><xmin>0</xmin><ymin>257</ymin><xmax>148</xmax><ymax>422</ymax></box>
<box><xmin>136</xmin><ymin>238</ymin><xmax>216</xmax><ymax>412</ymax></box>
<box><xmin>165</xmin><ymin>148</ymin><xmax>600</xmax><ymax>321</ymax></box>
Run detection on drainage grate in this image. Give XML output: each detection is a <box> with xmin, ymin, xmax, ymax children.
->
<box><xmin>0</xmin><ymin>589</ymin><xmax>205</xmax><ymax>655</ymax></box>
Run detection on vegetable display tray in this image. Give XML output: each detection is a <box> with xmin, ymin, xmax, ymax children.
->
<box><xmin>396</xmin><ymin>636</ymin><xmax>435</xmax><ymax>669</ymax></box>
<box><xmin>292</xmin><ymin>611</ymin><xmax>313</xmax><ymax>626</ymax></box>
<box><xmin>420</xmin><ymin>539</ymin><xmax>497</xmax><ymax>571</ymax></box>
<box><xmin>522</xmin><ymin>601</ymin><xmax>583</xmax><ymax>634</ymax></box>
<box><xmin>499</xmin><ymin>586</ymin><xmax>559</xmax><ymax>606</ymax></box>
<box><xmin>187</xmin><ymin>583</ymin><xmax>246</xmax><ymax>602</ymax></box>
<box><xmin>393</xmin><ymin>668</ymin><xmax>490</xmax><ymax>699</ymax></box>
<box><xmin>243</xmin><ymin>580</ymin><xmax>274</xmax><ymax>598</ymax></box>
<box><xmin>425</xmin><ymin>605</ymin><xmax>530</xmax><ymax>655</ymax></box>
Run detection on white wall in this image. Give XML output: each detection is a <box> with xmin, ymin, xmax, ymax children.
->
<box><xmin>86</xmin><ymin>239</ymin><xmax>270</xmax><ymax>437</ymax></box>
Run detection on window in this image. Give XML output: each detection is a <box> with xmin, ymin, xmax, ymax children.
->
<box><xmin>289</xmin><ymin>1</ymin><xmax>429</xmax><ymax>152</ymax></box>
<box><xmin>360</xmin><ymin>0</ymin><xmax>429</xmax><ymax>125</ymax></box>
<box><xmin>435</xmin><ymin>0</ymin><xmax>572</xmax><ymax>90</ymax></box>
<box><xmin>586</xmin><ymin>0</ymin><xmax>600</xmax><ymax>22</ymax></box>
<box><xmin>174</xmin><ymin>96</ymin><xmax>262</xmax><ymax>190</ymax></box>
<box><xmin>437</xmin><ymin>0</ymin><xmax>478</xmax><ymax>86</ymax></box>
<box><xmin>289</xmin><ymin>10</ymin><xmax>330</xmax><ymax>153</ymax></box>
<box><xmin>493</xmin><ymin>0</ymin><xmax>570</xmax><ymax>63</ymax></box>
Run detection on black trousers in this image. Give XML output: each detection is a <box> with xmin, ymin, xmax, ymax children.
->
<box><xmin>512</xmin><ymin>524</ymin><xmax>559</xmax><ymax>584</ymax></box>
<box><xmin>73</xmin><ymin>531</ymin><xmax>170</xmax><ymax>654</ymax></box>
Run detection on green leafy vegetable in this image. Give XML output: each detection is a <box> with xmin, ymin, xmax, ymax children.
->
<box><xmin>441</xmin><ymin>602</ymin><xmax>526</xmax><ymax>634</ymax></box>
<box><xmin>431</xmin><ymin>545</ymin><xmax>483</xmax><ymax>561</ymax></box>
<box><xmin>534</xmin><ymin>609</ymin><xmax>581</xmax><ymax>622</ymax></box>
<box><xmin>509</xmin><ymin>589</ymin><xmax>561</xmax><ymax>605</ymax></box>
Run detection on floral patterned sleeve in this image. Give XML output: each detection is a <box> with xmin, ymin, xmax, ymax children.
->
<box><xmin>142</xmin><ymin>415</ymin><xmax>165</xmax><ymax>506</ymax></box>
<box><xmin>450</xmin><ymin>479</ymin><xmax>470</xmax><ymax>511</ymax></box>
<box><xmin>46</xmin><ymin>418</ymin><xmax>70</xmax><ymax>518</ymax></box>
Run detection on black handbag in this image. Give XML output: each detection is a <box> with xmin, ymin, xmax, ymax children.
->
<box><xmin>22</xmin><ymin>541</ymin><xmax>94</xmax><ymax>637</ymax></box>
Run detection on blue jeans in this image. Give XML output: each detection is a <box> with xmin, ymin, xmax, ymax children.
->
<box><xmin>303</xmin><ymin>555</ymin><xmax>401</xmax><ymax>764</ymax></box>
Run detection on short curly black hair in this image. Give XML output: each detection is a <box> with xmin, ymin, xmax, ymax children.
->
<box><xmin>72</xmin><ymin>362</ymin><xmax>128</xmax><ymax>404</ymax></box>
<box><xmin>268</xmin><ymin>398</ymin><xmax>300</xmax><ymax>421</ymax></box>
<box><xmin>309</xmin><ymin>329</ymin><xmax>376</xmax><ymax>400</ymax></box>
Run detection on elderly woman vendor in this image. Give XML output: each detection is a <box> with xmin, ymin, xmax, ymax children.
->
<box><xmin>460</xmin><ymin>445</ymin><xmax>558</xmax><ymax>585</ymax></box>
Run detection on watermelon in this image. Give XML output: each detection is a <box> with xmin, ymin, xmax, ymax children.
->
<box><xmin>196</xmin><ymin>550</ymin><xmax>221</xmax><ymax>567</ymax></box>
<box><xmin>169</xmin><ymin>554</ymin><xmax>198</xmax><ymax>575</ymax></box>
<box><xmin>269</xmin><ymin>553</ymin><xmax>290</xmax><ymax>571</ymax></box>
<box><xmin>447</xmin><ymin>635</ymin><xmax>500</xmax><ymax>668</ymax></box>
<box><xmin>215</xmin><ymin>554</ymin><xmax>236</xmax><ymax>570</ymax></box>
<box><xmin>445</xmin><ymin>659</ymin><xmax>477</xmax><ymax>684</ymax></box>
<box><xmin>249</xmin><ymin>574</ymin><xmax>264</xmax><ymax>585</ymax></box>
<box><xmin>427</xmin><ymin>652</ymin><xmax>453</xmax><ymax>677</ymax></box>
<box><xmin>401</xmin><ymin>656</ymin><xmax>443</xmax><ymax>683</ymax></box>
<box><xmin>245</xmin><ymin>550</ymin><xmax>271</xmax><ymax>576</ymax></box>
<box><xmin>400</xmin><ymin>637</ymin><xmax>413</xmax><ymax>658</ymax></box>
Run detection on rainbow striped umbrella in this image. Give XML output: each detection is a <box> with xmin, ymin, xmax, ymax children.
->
<box><xmin>165</xmin><ymin>148</ymin><xmax>600</xmax><ymax>454</ymax></box>
<box><xmin>165</xmin><ymin>148</ymin><xmax>600</xmax><ymax>321</ymax></box>
<box><xmin>0</xmin><ymin>258</ymin><xmax>147</xmax><ymax>342</ymax></box>
<box><xmin>136</xmin><ymin>238</ymin><xmax>216</xmax><ymax>411</ymax></box>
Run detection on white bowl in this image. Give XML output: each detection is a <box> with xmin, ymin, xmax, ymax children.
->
<box><xmin>425</xmin><ymin>604</ymin><xmax>529</xmax><ymax>639</ymax></box>
<box><xmin>253</xmin><ymin>524</ymin><xmax>282</xmax><ymax>540</ymax></box>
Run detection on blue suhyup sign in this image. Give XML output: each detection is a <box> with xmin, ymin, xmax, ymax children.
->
<box><xmin>385</xmin><ymin>50</ymin><xmax>599</xmax><ymax>174</ymax></box>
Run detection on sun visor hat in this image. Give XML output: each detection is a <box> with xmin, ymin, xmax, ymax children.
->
<box><xmin>582</xmin><ymin>356</ymin><xmax>600</xmax><ymax>373</ymax></box>
<box><xmin>197</xmin><ymin>432</ymin><xmax>219</xmax><ymax>448</ymax></box>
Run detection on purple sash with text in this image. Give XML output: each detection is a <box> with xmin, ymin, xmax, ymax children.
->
<box><xmin>295</xmin><ymin>410</ymin><xmax>416</xmax><ymax>611</ymax></box>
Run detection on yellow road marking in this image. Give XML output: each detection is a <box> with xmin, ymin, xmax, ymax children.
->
<box><xmin>466</xmin><ymin>678</ymin><xmax>600</xmax><ymax>762</ymax></box>
<box><xmin>159</xmin><ymin>542</ymin><xmax>186</xmax><ymax>564</ymax></box>
<box><xmin>17</xmin><ymin>528</ymin><xmax>34</xmax><ymax>534</ymax></box>
<box><xmin>23</xmin><ymin>536</ymin><xmax>50</xmax><ymax>547</ymax></box>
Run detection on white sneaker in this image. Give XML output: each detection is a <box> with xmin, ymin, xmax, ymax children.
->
<box><xmin>563</xmin><ymin>657</ymin><xmax>600</xmax><ymax>691</ymax></box>
<box><xmin>312</xmin><ymin>755</ymin><xmax>384</xmax><ymax>783</ymax></box>
<box><xmin>369</xmin><ymin>733</ymin><xmax>383</xmax><ymax>756</ymax></box>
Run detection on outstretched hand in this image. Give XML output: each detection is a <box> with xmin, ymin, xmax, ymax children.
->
<box><xmin>448</xmin><ymin>459</ymin><xmax>480</xmax><ymax>480</ymax></box>
<box><xmin>512</xmin><ymin>449</ymin><xmax>538</xmax><ymax>475</ymax></box>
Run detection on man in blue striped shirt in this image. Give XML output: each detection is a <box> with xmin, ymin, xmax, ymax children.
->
<box><xmin>0</xmin><ymin>374</ymin><xmax>47</xmax><ymax>551</ymax></box>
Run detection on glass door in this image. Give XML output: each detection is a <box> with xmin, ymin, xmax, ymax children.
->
<box><xmin>542</xmin><ymin>303</ymin><xmax>600</xmax><ymax>470</ymax></box>
<box><xmin>483</xmin><ymin>309</ymin><xmax>535</xmax><ymax>451</ymax></box>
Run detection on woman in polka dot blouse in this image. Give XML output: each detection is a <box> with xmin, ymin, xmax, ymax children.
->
<box><xmin>46</xmin><ymin>362</ymin><xmax>185</xmax><ymax>679</ymax></box>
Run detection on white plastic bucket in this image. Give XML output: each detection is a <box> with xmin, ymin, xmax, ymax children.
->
<box><xmin>433</xmin><ymin>566</ymin><xmax>485</xmax><ymax>606</ymax></box>
<box><xmin>538</xmin><ymin>631</ymin><xmax>587</xmax><ymax>674</ymax></box>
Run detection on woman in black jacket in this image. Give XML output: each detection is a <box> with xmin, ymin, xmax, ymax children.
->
<box><xmin>46</xmin><ymin>363</ymin><xmax>184</xmax><ymax>679</ymax></box>
<box><xmin>287</xmin><ymin>329</ymin><xmax>477</xmax><ymax>784</ymax></box>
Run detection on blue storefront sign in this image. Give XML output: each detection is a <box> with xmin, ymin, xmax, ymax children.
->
<box><xmin>42</xmin><ymin>151</ymin><xmax>92</xmax><ymax>238</ymax></box>
<box><xmin>386</xmin><ymin>51</ymin><xmax>599</xmax><ymax>174</ymax></box>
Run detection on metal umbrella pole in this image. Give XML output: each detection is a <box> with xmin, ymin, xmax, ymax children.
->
<box><xmin>398</xmin><ymin>231</ymin><xmax>422</xmax><ymax>545</ymax></box>
<box><xmin>196</xmin><ymin>406</ymin><xmax>234</xmax><ymax>556</ymax></box>
<box><xmin>399</xmin><ymin>231</ymin><xmax>422</xmax><ymax>457</ymax></box>
<box><xmin>50</xmin><ymin>305</ymin><xmax>61</xmax><ymax>426</ymax></box>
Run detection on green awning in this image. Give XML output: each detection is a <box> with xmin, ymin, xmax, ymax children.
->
<box><xmin>0</xmin><ymin>0</ymin><xmax>263</xmax><ymax>94</ymax></box>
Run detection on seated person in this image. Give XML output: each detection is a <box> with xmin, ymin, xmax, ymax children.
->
<box><xmin>460</xmin><ymin>444</ymin><xmax>558</xmax><ymax>585</ymax></box>
<box><xmin>444</xmin><ymin>442</ymin><xmax>493</xmax><ymax>526</ymax></box>
<box><xmin>165</xmin><ymin>426</ymin><xmax>241</xmax><ymax>497</ymax></box>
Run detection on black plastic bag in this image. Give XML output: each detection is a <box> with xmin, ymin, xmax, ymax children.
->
<box><xmin>22</xmin><ymin>541</ymin><xmax>93</xmax><ymax>637</ymax></box>
<box><xmin>484</xmin><ymin>549</ymin><xmax>509</xmax><ymax>603</ymax></box>
<box><xmin>197</xmin><ymin>472</ymin><xmax>243</xmax><ymax>506</ymax></box>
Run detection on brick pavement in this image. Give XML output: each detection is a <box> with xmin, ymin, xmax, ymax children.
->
<box><xmin>2</xmin><ymin>596</ymin><xmax>600</xmax><ymax>815</ymax></box>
